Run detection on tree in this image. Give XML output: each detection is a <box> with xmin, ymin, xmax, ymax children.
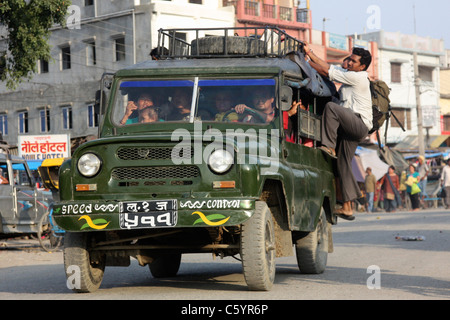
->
<box><xmin>0</xmin><ymin>0</ymin><xmax>71</xmax><ymax>89</ymax></box>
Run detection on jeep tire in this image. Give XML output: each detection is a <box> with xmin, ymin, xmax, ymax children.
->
<box><xmin>191</xmin><ymin>36</ymin><xmax>265</xmax><ymax>56</ymax></box>
<box><xmin>295</xmin><ymin>207</ymin><xmax>329</xmax><ymax>274</ymax></box>
<box><xmin>240</xmin><ymin>201</ymin><xmax>276</xmax><ymax>291</ymax></box>
<box><xmin>64</xmin><ymin>232</ymin><xmax>105</xmax><ymax>293</ymax></box>
<box><xmin>149</xmin><ymin>253</ymin><xmax>182</xmax><ymax>278</ymax></box>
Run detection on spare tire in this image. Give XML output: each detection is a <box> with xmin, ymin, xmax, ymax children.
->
<box><xmin>191</xmin><ymin>36</ymin><xmax>265</xmax><ymax>56</ymax></box>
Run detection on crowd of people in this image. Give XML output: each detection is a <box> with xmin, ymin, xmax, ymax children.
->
<box><xmin>363</xmin><ymin>155</ymin><xmax>450</xmax><ymax>213</ymax></box>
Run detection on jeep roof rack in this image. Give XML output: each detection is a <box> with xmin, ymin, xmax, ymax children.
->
<box><xmin>156</xmin><ymin>26</ymin><xmax>304</xmax><ymax>59</ymax></box>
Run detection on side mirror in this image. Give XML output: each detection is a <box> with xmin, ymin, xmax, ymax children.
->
<box><xmin>280</xmin><ymin>86</ymin><xmax>293</xmax><ymax>111</ymax></box>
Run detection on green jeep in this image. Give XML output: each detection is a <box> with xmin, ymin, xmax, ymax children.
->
<box><xmin>54</xmin><ymin>27</ymin><xmax>338</xmax><ymax>293</ymax></box>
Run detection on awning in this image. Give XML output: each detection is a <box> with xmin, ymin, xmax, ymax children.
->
<box><xmin>394</xmin><ymin>135</ymin><xmax>442</xmax><ymax>151</ymax></box>
<box><xmin>353</xmin><ymin>147</ymin><xmax>390</xmax><ymax>182</ymax></box>
<box><xmin>26</xmin><ymin>160</ymin><xmax>43</xmax><ymax>170</ymax></box>
<box><xmin>430</xmin><ymin>135</ymin><xmax>450</xmax><ymax>149</ymax></box>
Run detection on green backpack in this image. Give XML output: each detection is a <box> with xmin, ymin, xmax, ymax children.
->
<box><xmin>368</xmin><ymin>79</ymin><xmax>405</xmax><ymax>147</ymax></box>
<box><xmin>369</xmin><ymin>80</ymin><xmax>391</xmax><ymax>134</ymax></box>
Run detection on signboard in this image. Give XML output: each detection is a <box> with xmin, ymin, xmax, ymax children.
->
<box><xmin>18</xmin><ymin>134</ymin><xmax>70</xmax><ymax>160</ymax></box>
<box><xmin>329</xmin><ymin>33</ymin><xmax>348</xmax><ymax>51</ymax></box>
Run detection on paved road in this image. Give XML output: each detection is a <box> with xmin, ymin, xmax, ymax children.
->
<box><xmin>0</xmin><ymin>209</ymin><xmax>449</xmax><ymax>301</ymax></box>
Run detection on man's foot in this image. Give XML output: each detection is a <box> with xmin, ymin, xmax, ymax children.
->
<box><xmin>334</xmin><ymin>201</ymin><xmax>355</xmax><ymax>220</ymax></box>
<box><xmin>318</xmin><ymin>146</ymin><xmax>336</xmax><ymax>158</ymax></box>
<box><xmin>334</xmin><ymin>208</ymin><xmax>356</xmax><ymax>220</ymax></box>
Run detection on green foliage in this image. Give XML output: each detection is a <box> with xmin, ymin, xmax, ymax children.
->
<box><xmin>0</xmin><ymin>0</ymin><xmax>71</xmax><ymax>89</ymax></box>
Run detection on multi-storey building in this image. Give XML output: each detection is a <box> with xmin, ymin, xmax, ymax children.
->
<box><xmin>0</xmin><ymin>0</ymin><xmax>235</xmax><ymax>149</ymax></box>
<box><xmin>359</xmin><ymin>31</ymin><xmax>445</xmax><ymax>149</ymax></box>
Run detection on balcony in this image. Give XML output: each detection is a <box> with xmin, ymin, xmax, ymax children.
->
<box><xmin>223</xmin><ymin>0</ymin><xmax>312</xmax><ymax>31</ymax></box>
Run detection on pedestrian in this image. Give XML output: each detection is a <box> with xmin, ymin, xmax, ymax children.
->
<box><xmin>440</xmin><ymin>159</ymin><xmax>450</xmax><ymax>209</ymax></box>
<box><xmin>365</xmin><ymin>167</ymin><xmax>376</xmax><ymax>212</ymax></box>
<box><xmin>417</xmin><ymin>155</ymin><xmax>429</xmax><ymax>202</ymax></box>
<box><xmin>303</xmin><ymin>43</ymin><xmax>373</xmax><ymax>220</ymax></box>
<box><xmin>406</xmin><ymin>164</ymin><xmax>421</xmax><ymax>211</ymax></box>
<box><xmin>381</xmin><ymin>165</ymin><xmax>400</xmax><ymax>212</ymax></box>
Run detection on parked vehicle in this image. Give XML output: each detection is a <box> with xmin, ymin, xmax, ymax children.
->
<box><xmin>0</xmin><ymin>142</ymin><xmax>52</xmax><ymax>240</ymax></box>
<box><xmin>53</xmin><ymin>27</ymin><xmax>338</xmax><ymax>292</ymax></box>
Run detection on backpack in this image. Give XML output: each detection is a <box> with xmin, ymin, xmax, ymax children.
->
<box><xmin>368</xmin><ymin>79</ymin><xmax>405</xmax><ymax>147</ymax></box>
<box><xmin>368</xmin><ymin>80</ymin><xmax>391</xmax><ymax>134</ymax></box>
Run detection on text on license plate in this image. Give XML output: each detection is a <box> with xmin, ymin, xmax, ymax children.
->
<box><xmin>119</xmin><ymin>200</ymin><xmax>177</xmax><ymax>229</ymax></box>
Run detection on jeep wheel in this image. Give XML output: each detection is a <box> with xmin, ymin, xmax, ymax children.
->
<box><xmin>149</xmin><ymin>253</ymin><xmax>182</xmax><ymax>278</ymax></box>
<box><xmin>240</xmin><ymin>201</ymin><xmax>276</xmax><ymax>291</ymax></box>
<box><xmin>64</xmin><ymin>232</ymin><xmax>105</xmax><ymax>293</ymax></box>
<box><xmin>295</xmin><ymin>208</ymin><xmax>328</xmax><ymax>274</ymax></box>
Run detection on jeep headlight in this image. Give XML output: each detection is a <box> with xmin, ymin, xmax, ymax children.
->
<box><xmin>77</xmin><ymin>153</ymin><xmax>102</xmax><ymax>177</ymax></box>
<box><xmin>208</xmin><ymin>149</ymin><xmax>234</xmax><ymax>174</ymax></box>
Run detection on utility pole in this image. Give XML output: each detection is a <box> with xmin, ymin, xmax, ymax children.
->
<box><xmin>412</xmin><ymin>3</ymin><xmax>425</xmax><ymax>157</ymax></box>
<box><xmin>413</xmin><ymin>51</ymin><xmax>425</xmax><ymax>157</ymax></box>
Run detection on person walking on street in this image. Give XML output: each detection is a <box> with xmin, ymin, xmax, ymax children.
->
<box><xmin>381</xmin><ymin>166</ymin><xmax>400</xmax><ymax>212</ymax></box>
<box><xmin>440</xmin><ymin>159</ymin><xmax>450</xmax><ymax>209</ymax></box>
<box><xmin>406</xmin><ymin>164</ymin><xmax>421</xmax><ymax>211</ymax></box>
<box><xmin>417</xmin><ymin>155</ymin><xmax>429</xmax><ymax>203</ymax></box>
<box><xmin>365</xmin><ymin>167</ymin><xmax>376</xmax><ymax>212</ymax></box>
<box><xmin>303</xmin><ymin>44</ymin><xmax>373</xmax><ymax>220</ymax></box>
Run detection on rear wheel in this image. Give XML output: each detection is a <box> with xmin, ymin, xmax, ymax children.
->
<box><xmin>64</xmin><ymin>232</ymin><xmax>105</xmax><ymax>293</ymax></box>
<box><xmin>295</xmin><ymin>208</ymin><xmax>329</xmax><ymax>274</ymax></box>
<box><xmin>240</xmin><ymin>201</ymin><xmax>276</xmax><ymax>291</ymax></box>
<box><xmin>149</xmin><ymin>253</ymin><xmax>182</xmax><ymax>278</ymax></box>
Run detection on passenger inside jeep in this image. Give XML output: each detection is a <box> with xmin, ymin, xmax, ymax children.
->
<box><xmin>113</xmin><ymin>79</ymin><xmax>278</xmax><ymax>125</ymax></box>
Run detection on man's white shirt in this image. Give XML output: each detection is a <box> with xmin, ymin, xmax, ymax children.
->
<box><xmin>328</xmin><ymin>65</ymin><xmax>373</xmax><ymax>130</ymax></box>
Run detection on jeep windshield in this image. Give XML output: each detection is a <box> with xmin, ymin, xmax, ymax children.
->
<box><xmin>112</xmin><ymin>78</ymin><xmax>277</xmax><ymax>126</ymax></box>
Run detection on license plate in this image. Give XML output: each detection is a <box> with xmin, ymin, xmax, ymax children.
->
<box><xmin>119</xmin><ymin>200</ymin><xmax>177</xmax><ymax>229</ymax></box>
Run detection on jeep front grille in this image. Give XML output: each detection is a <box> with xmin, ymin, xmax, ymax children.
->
<box><xmin>117</xmin><ymin>147</ymin><xmax>193</xmax><ymax>161</ymax></box>
<box><xmin>111</xmin><ymin>166</ymin><xmax>200</xmax><ymax>181</ymax></box>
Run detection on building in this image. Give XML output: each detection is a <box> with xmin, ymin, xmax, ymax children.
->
<box><xmin>223</xmin><ymin>0</ymin><xmax>312</xmax><ymax>40</ymax></box>
<box><xmin>0</xmin><ymin>0</ymin><xmax>235</xmax><ymax>149</ymax></box>
<box><xmin>359</xmin><ymin>31</ymin><xmax>445</xmax><ymax>150</ymax></box>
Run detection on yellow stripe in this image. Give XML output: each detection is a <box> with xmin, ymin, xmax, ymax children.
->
<box><xmin>78</xmin><ymin>215</ymin><xmax>110</xmax><ymax>230</ymax></box>
<box><xmin>192</xmin><ymin>211</ymin><xmax>230</xmax><ymax>226</ymax></box>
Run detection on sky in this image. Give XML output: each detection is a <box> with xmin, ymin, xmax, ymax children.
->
<box><xmin>309</xmin><ymin>0</ymin><xmax>450</xmax><ymax>48</ymax></box>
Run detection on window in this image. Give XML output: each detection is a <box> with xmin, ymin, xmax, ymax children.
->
<box><xmin>18</xmin><ymin>111</ymin><xmax>29</xmax><ymax>134</ymax></box>
<box><xmin>443</xmin><ymin>115</ymin><xmax>450</xmax><ymax>132</ymax></box>
<box><xmin>62</xmin><ymin>106</ymin><xmax>73</xmax><ymax>130</ymax></box>
<box><xmin>189</xmin><ymin>0</ymin><xmax>203</xmax><ymax>3</ymax></box>
<box><xmin>39</xmin><ymin>59</ymin><xmax>49</xmax><ymax>74</ymax></box>
<box><xmin>112</xmin><ymin>78</ymin><xmax>276</xmax><ymax>125</ymax></box>
<box><xmin>391</xmin><ymin>108</ymin><xmax>411</xmax><ymax>130</ymax></box>
<box><xmin>390</xmin><ymin>62</ymin><xmax>401</xmax><ymax>83</ymax></box>
<box><xmin>40</xmin><ymin>108</ymin><xmax>51</xmax><ymax>133</ymax></box>
<box><xmin>115</xmin><ymin>37</ymin><xmax>126</xmax><ymax>62</ymax></box>
<box><xmin>86</xmin><ymin>41</ymin><xmax>97</xmax><ymax>66</ymax></box>
<box><xmin>61</xmin><ymin>46</ymin><xmax>71</xmax><ymax>70</ymax></box>
<box><xmin>85</xmin><ymin>0</ymin><xmax>94</xmax><ymax>6</ymax></box>
<box><xmin>419</xmin><ymin>66</ymin><xmax>434</xmax><ymax>82</ymax></box>
<box><xmin>0</xmin><ymin>114</ymin><xmax>7</xmax><ymax>136</ymax></box>
<box><xmin>87</xmin><ymin>104</ymin><xmax>99</xmax><ymax>128</ymax></box>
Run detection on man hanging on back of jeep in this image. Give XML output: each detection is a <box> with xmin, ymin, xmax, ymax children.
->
<box><xmin>303</xmin><ymin>44</ymin><xmax>373</xmax><ymax>221</ymax></box>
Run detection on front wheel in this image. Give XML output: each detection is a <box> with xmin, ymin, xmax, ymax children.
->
<box><xmin>295</xmin><ymin>207</ymin><xmax>329</xmax><ymax>274</ymax></box>
<box><xmin>64</xmin><ymin>232</ymin><xmax>105</xmax><ymax>293</ymax></box>
<box><xmin>240</xmin><ymin>201</ymin><xmax>276</xmax><ymax>291</ymax></box>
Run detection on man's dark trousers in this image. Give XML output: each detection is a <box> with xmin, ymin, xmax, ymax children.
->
<box><xmin>321</xmin><ymin>102</ymin><xmax>369</xmax><ymax>202</ymax></box>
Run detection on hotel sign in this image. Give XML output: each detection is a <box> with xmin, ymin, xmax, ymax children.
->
<box><xmin>19</xmin><ymin>134</ymin><xmax>70</xmax><ymax>160</ymax></box>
